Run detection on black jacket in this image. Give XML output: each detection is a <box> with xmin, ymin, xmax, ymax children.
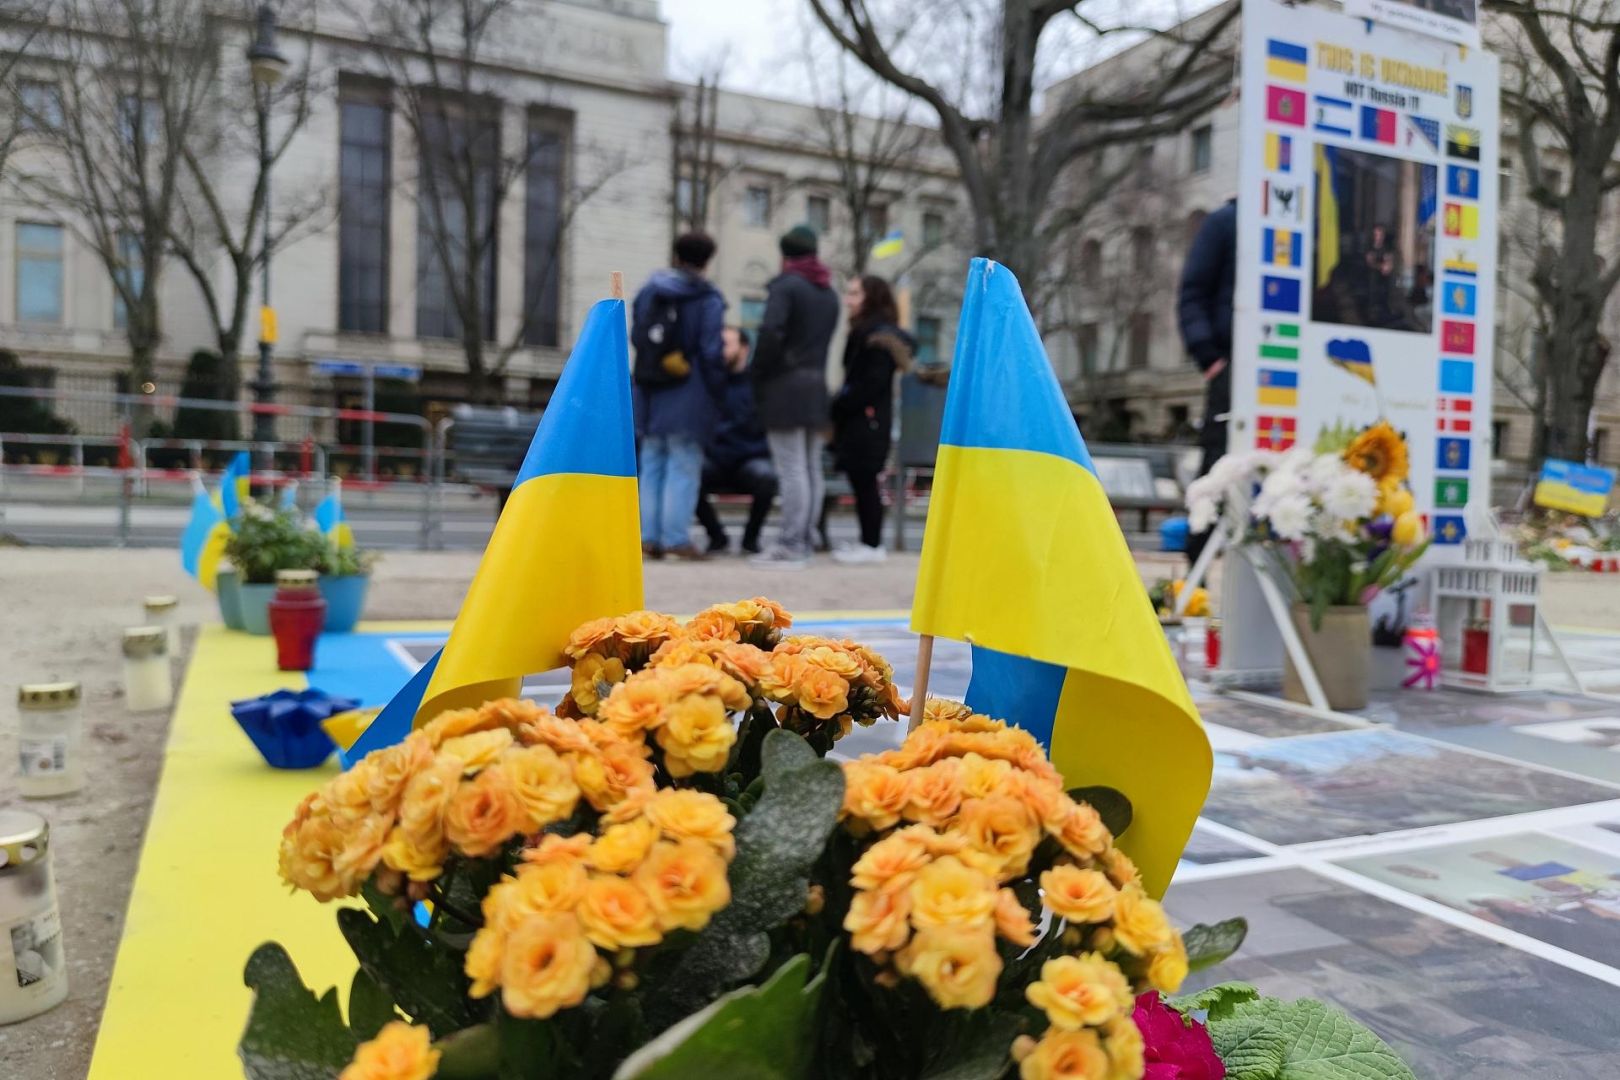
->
<box><xmin>707</xmin><ymin>369</ymin><xmax>770</xmax><ymax>474</ymax></box>
<box><xmin>831</xmin><ymin>321</ymin><xmax>914</xmax><ymax>474</ymax></box>
<box><xmin>751</xmin><ymin>269</ymin><xmax>840</xmax><ymax>430</ymax></box>
<box><xmin>1177</xmin><ymin>199</ymin><xmax>1237</xmax><ymax>371</ymax></box>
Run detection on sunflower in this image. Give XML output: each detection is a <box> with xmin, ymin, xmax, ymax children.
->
<box><xmin>1344</xmin><ymin>421</ymin><xmax>1408</xmax><ymax>491</ymax></box>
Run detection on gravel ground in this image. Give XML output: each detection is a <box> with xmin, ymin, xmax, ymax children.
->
<box><xmin>3</xmin><ymin>543</ymin><xmax>1613</xmax><ymax>1079</ymax></box>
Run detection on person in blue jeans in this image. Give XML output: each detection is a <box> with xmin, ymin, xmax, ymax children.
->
<box><xmin>632</xmin><ymin>232</ymin><xmax>727</xmax><ymax>560</ymax></box>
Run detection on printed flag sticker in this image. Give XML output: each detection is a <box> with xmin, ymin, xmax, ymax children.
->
<box><xmin>1439</xmin><ymin>358</ymin><xmax>1475</xmax><ymax>394</ymax></box>
<box><xmin>1260</xmin><ymin>321</ymin><xmax>1300</xmax><ymax>361</ymax></box>
<box><xmin>1265</xmin><ymin>132</ymin><xmax>1293</xmax><ymax>172</ymax></box>
<box><xmin>1443</xmin><ymin>251</ymin><xmax>1478</xmax><ymax>277</ymax></box>
<box><xmin>1327</xmin><ymin>337</ymin><xmax>1375</xmax><ymax>385</ymax></box>
<box><xmin>1267</xmin><ymin>86</ymin><xmax>1307</xmax><ymax>127</ymax></box>
<box><xmin>1446</xmin><ymin>124</ymin><xmax>1482</xmax><ymax>161</ymax></box>
<box><xmin>1266</xmin><ymin>40</ymin><xmax>1308</xmax><ymax>83</ymax></box>
<box><xmin>1262</xmin><ymin>227</ymin><xmax>1302</xmax><ymax>268</ymax></box>
<box><xmin>1437</xmin><ymin>436</ymin><xmax>1472</xmax><ymax>472</ymax></box>
<box><xmin>1257</xmin><ymin>415</ymin><xmax>1297</xmax><ymax>450</ymax></box>
<box><xmin>1437</xmin><ymin>396</ymin><xmax>1473</xmax><ymax>433</ymax></box>
<box><xmin>1442</xmin><ymin>279</ymin><xmax>1478</xmax><ymax>317</ymax></box>
<box><xmin>1406</xmin><ymin>115</ymin><xmax>1440</xmax><ymax>152</ymax></box>
<box><xmin>1257</xmin><ymin>367</ymin><xmax>1300</xmax><ymax>407</ymax></box>
<box><xmin>1262</xmin><ymin>180</ymin><xmax>1304</xmax><ymax>222</ymax></box>
<box><xmin>1446</xmin><ymin>164</ymin><xmax>1479</xmax><ymax>199</ymax></box>
<box><xmin>1261</xmin><ymin>275</ymin><xmax>1302</xmax><ymax>313</ymax></box>
<box><xmin>1314</xmin><ymin>95</ymin><xmax>1354</xmax><ymax>136</ymax></box>
<box><xmin>1444</xmin><ymin>202</ymin><xmax>1480</xmax><ymax>238</ymax></box>
<box><xmin>1435</xmin><ymin>476</ymin><xmax>1471</xmax><ymax>508</ymax></box>
<box><xmin>1360</xmin><ymin>105</ymin><xmax>1397</xmax><ymax>144</ymax></box>
<box><xmin>1442</xmin><ymin>321</ymin><xmax>1477</xmax><ymax>354</ymax></box>
<box><xmin>1435</xmin><ymin>515</ymin><xmax>1468</xmax><ymax>545</ymax></box>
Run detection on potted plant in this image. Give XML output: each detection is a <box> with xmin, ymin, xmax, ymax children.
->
<box><xmin>314</xmin><ymin>543</ymin><xmax>378</xmax><ymax>633</ymax></box>
<box><xmin>1186</xmin><ymin>421</ymin><xmax>1429</xmax><ymax>710</ymax></box>
<box><xmin>222</xmin><ymin>505</ymin><xmax>327</xmax><ymax>635</ymax></box>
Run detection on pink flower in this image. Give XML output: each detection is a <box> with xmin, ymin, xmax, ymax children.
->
<box><xmin>1134</xmin><ymin>992</ymin><xmax>1225</xmax><ymax>1080</ymax></box>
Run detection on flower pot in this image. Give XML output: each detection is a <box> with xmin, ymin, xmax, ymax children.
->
<box><xmin>216</xmin><ymin>566</ymin><xmax>246</xmax><ymax>631</ymax></box>
<box><xmin>237</xmin><ymin>583</ymin><xmax>277</xmax><ymax>636</ymax></box>
<box><xmin>318</xmin><ymin>573</ymin><xmax>370</xmax><ymax>633</ymax></box>
<box><xmin>1282</xmin><ymin>604</ymin><xmax>1370</xmax><ymax>711</ymax></box>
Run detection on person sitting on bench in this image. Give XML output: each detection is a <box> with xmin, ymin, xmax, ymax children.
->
<box><xmin>695</xmin><ymin>327</ymin><xmax>778</xmax><ymax>555</ymax></box>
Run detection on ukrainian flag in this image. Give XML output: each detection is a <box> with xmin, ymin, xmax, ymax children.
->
<box><xmin>911</xmin><ymin>259</ymin><xmax>1209</xmax><ymax>897</ymax></box>
<box><xmin>179</xmin><ymin>472</ymin><xmax>230</xmax><ymax>590</ymax></box>
<box><xmin>219</xmin><ymin>450</ymin><xmax>250</xmax><ymax>520</ymax></box>
<box><xmin>350</xmin><ymin>298</ymin><xmax>643</xmax><ymax>757</ymax></box>
<box><xmin>313</xmin><ymin>478</ymin><xmax>354</xmax><ymax>550</ymax></box>
<box><xmin>1266</xmin><ymin>39</ymin><xmax>1308</xmax><ymax>83</ymax></box>
<box><xmin>1315</xmin><ymin>145</ymin><xmax>1342</xmax><ymax>290</ymax></box>
<box><xmin>871</xmin><ymin>228</ymin><xmax>904</xmax><ymax>261</ymax></box>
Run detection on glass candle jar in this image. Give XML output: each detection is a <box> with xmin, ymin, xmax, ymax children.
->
<box><xmin>143</xmin><ymin>594</ymin><xmax>181</xmax><ymax>657</ymax></box>
<box><xmin>268</xmin><ymin>569</ymin><xmax>326</xmax><ymax>672</ymax></box>
<box><xmin>0</xmin><ymin>810</ymin><xmax>68</xmax><ymax>1024</ymax></box>
<box><xmin>123</xmin><ymin>627</ymin><xmax>173</xmax><ymax>713</ymax></box>
<box><xmin>17</xmin><ymin>683</ymin><xmax>84</xmax><ymax>798</ymax></box>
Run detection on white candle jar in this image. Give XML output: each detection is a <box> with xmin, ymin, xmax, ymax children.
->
<box><xmin>122</xmin><ymin>627</ymin><xmax>173</xmax><ymax>713</ymax></box>
<box><xmin>142</xmin><ymin>595</ymin><xmax>181</xmax><ymax>657</ymax></box>
<box><xmin>0</xmin><ymin>810</ymin><xmax>68</xmax><ymax>1024</ymax></box>
<box><xmin>17</xmin><ymin>683</ymin><xmax>84</xmax><ymax>799</ymax></box>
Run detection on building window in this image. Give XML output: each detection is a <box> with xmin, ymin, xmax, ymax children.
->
<box><xmin>1078</xmin><ymin>322</ymin><xmax>1099</xmax><ymax>376</ymax></box>
<box><xmin>18</xmin><ymin>80</ymin><xmax>64</xmax><ymax>133</ymax></box>
<box><xmin>118</xmin><ymin>94</ymin><xmax>161</xmax><ymax>148</ymax></box>
<box><xmin>1128</xmin><ymin>311</ymin><xmax>1152</xmax><ymax>369</ymax></box>
<box><xmin>1190</xmin><ymin>124</ymin><xmax>1212</xmax><ymax>174</ymax></box>
<box><xmin>16</xmin><ymin>222</ymin><xmax>64</xmax><ymax>324</ymax></box>
<box><xmin>113</xmin><ymin>232</ymin><xmax>143</xmax><ymax>330</ymax></box>
<box><xmin>416</xmin><ymin>104</ymin><xmax>500</xmax><ymax>342</ymax></box>
<box><xmin>915</xmin><ymin>315</ymin><xmax>942</xmax><ymax>364</ymax></box>
<box><xmin>862</xmin><ymin>203</ymin><xmax>889</xmax><ymax>242</ymax></box>
<box><xmin>922</xmin><ymin>210</ymin><xmax>945</xmax><ymax>248</ymax></box>
<box><xmin>1593</xmin><ymin>427</ymin><xmax>1609</xmax><ymax>463</ymax></box>
<box><xmin>739</xmin><ymin>296</ymin><xmax>767</xmax><ymax>331</ymax></box>
<box><xmin>523</xmin><ymin>119</ymin><xmax>567</xmax><ymax>348</ymax></box>
<box><xmin>1492</xmin><ymin>420</ymin><xmax>1509</xmax><ymax>458</ymax></box>
<box><xmin>675</xmin><ymin>175</ymin><xmax>710</xmax><ymax>223</ymax></box>
<box><xmin>805</xmin><ymin>195</ymin><xmax>830</xmax><ymax>234</ymax></box>
<box><xmin>338</xmin><ymin>93</ymin><xmax>391</xmax><ymax>334</ymax></box>
<box><xmin>1131</xmin><ymin>226</ymin><xmax>1156</xmax><ymax>277</ymax></box>
<box><xmin>743</xmin><ymin>185</ymin><xmax>771</xmax><ymax>229</ymax></box>
<box><xmin>1135</xmin><ymin>143</ymin><xmax>1156</xmax><ymax>189</ymax></box>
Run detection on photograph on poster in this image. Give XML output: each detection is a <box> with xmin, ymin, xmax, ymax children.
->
<box><xmin>1343</xmin><ymin>0</ymin><xmax>1480</xmax><ymax>48</ymax></box>
<box><xmin>1312</xmin><ymin>145</ymin><xmax>1438</xmax><ymax>334</ymax></box>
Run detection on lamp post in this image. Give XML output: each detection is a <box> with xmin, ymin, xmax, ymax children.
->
<box><xmin>247</xmin><ymin>4</ymin><xmax>287</xmax><ymax>452</ymax></box>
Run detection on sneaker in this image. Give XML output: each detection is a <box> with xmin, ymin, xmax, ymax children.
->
<box><xmin>832</xmin><ymin>543</ymin><xmax>887</xmax><ymax>565</ymax></box>
<box><xmin>749</xmin><ymin>548</ymin><xmax>810</xmax><ymax>570</ymax></box>
<box><xmin>740</xmin><ymin>538</ymin><xmax>764</xmax><ymax>555</ymax></box>
<box><xmin>666</xmin><ymin>544</ymin><xmax>710</xmax><ymax>562</ymax></box>
<box><xmin>705</xmin><ymin>535</ymin><xmax>730</xmax><ymax>555</ymax></box>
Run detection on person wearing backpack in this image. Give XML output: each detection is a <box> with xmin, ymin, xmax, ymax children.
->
<box><xmin>750</xmin><ymin>225</ymin><xmax>840</xmax><ymax>568</ymax></box>
<box><xmin>631</xmin><ymin>232</ymin><xmax>727</xmax><ymax>559</ymax></box>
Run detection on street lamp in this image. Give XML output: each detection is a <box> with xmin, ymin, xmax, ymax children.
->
<box><xmin>247</xmin><ymin>4</ymin><xmax>287</xmax><ymax>452</ymax></box>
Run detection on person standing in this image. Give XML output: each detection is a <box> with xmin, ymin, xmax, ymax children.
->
<box><xmin>831</xmin><ymin>275</ymin><xmax>912</xmax><ymax>564</ymax></box>
<box><xmin>750</xmin><ymin>225</ymin><xmax>839</xmax><ymax>568</ymax></box>
<box><xmin>631</xmin><ymin>231</ymin><xmax>727</xmax><ymax>560</ymax></box>
<box><xmin>694</xmin><ymin>326</ymin><xmax>778</xmax><ymax>555</ymax></box>
<box><xmin>1177</xmin><ymin>197</ymin><xmax>1236</xmax><ymax>566</ymax></box>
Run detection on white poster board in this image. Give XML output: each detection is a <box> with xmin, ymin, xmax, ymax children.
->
<box><xmin>1342</xmin><ymin>0</ymin><xmax>1481</xmax><ymax>50</ymax></box>
<box><xmin>1222</xmin><ymin>0</ymin><xmax>1499</xmax><ymax>683</ymax></box>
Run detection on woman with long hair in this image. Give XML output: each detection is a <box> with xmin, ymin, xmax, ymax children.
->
<box><xmin>830</xmin><ymin>274</ymin><xmax>914</xmax><ymax>563</ymax></box>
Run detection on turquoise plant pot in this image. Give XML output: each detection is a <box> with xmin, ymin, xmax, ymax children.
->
<box><xmin>319</xmin><ymin>574</ymin><xmax>370</xmax><ymax>634</ymax></box>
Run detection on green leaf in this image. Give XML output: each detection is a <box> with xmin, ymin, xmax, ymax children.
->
<box><xmin>1066</xmin><ymin>786</ymin><xmax>1132</xmax><ymax>838</ymax></box>
<box><xmin>1183</xmin><ymin>917</ymin><xmax>1248</xmax><ymax>972</ymax></box>
<box><xmin>338</xmin><ymin>908</ymin><xmax>478</xmax><ymax>1038</ymax></box>
<box><xmin>918</xmin><ymin>1010</ymin><xmax>1024</xmax><ymax>1079</ymax></box>
<box><xmin>647</xmin><ymin>730</ymin><xmax>844</xmax><ymax>1020</ymax></box>
<box><xmin>499</xmin><ymin>1009</ymin><xmax>571</xmax><ymax>1079</ymax></box>
<box><xmin>238</xmin><ymin>943</ymin><xmax>359</xmax><ymax>1080</ymax></box>
<box><xmin>433</xmin><ymin>1023</ymin><xmax>501</xmax><ymax>1079</ymax></box>
<box><xmin>361</xmin><ymin>878</ymin><xmax>409</xmax><ymax>936</ymax></box>
<box><xmin>613</xmin><ymin>952</ymin><xmax>826</xmax><ymax>1080</ymax></box>
<box><xmin>1169</xmin><ymin>981</ymin><xmax>1260</xmax><ymax>1021</ymax></box>
<box><xmin>348</xmin><ymin>969</ymin><xmax>397</xmax><ymax>1041</ymax></box>
<box><xmin>1210</xmin><ymin>997</ymin><xmax>1417</xmax><ymax>1080</ymax></box>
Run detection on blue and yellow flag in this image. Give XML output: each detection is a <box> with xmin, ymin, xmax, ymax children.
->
<box><xmin>911</xmin><ymin>259</ymin><xmax>1209</xmax><ymax>897</ymax></box>
<box><xmin>314</xmin><ymin>478</ymin><xmax>354</xmax><ymax>550</ymax></box>
<box><xmin>219</xmin><ymin>450</ymin><xmax>250</xmax><ymax>520</ymax></box>
<box><xmin>351</xmin><ymin>298</ymin><xmax>643</xmax><ymax>758</ymax></box>
<box><xmin>871</xmin><ymin>228</ymin><xmax>904</xmax><ymax>261</ymax></box>
<box><xmin>180</xmin><ymin>472</ymin><xmax>230</xmax><ymax>590</ymax></box>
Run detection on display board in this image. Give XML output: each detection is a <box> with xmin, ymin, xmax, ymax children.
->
<box><xmin>1234</xmin><ymin>0</ymin><xmax>1498</xmax><ymax>551</ymax></box>
<box><xmin>1342</xmin><ymin>0</ymin><xmax>1481</xmax><ymax>50</ymax></box>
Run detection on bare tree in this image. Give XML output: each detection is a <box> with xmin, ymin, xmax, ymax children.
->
<box><xmin>0</xmin><ymin>3</ymin><xmax>51</xmax><ymax>175</ymax></box>
<box><xmin>6</xmin><ymin>0</ymin><xmax>217</xmax><ymax>392</ymax></box>
<box><xmin>1489</xmin><ymin>0</ymin><xmax>1620</xmax><ymax>466</ymax></box>
<box><xmin>166</xmin><ymin>1</ymin><xmax>329</xmax><ymax>404</ymax></box>
<box><xmin>345</xmin><ymin>0</ymin><xmax>626</xmax><ymax>402</ymax></box>
<box><xmin>806</xmin><ymin>0</ymin><xmax>1237</xmax><ymax>284</ymax></box>
<box><xmin>671</xmin><ymin>67</ymin><xmax>724</xmax><ymax>233</ymax></box>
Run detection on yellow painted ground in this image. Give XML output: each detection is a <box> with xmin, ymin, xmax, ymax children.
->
<box><xmin>84</xmin><ymin>626</ymin><xmax>420</xmax><ymax>1078</ymax></box>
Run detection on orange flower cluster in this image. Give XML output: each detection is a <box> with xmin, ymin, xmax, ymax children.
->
<box><xmin>464</xmin><ymin>787</ymin><xmax>735</xmax><ymax>1019</ymax></box>
<box><xmin>839</xmin><ymin>704</ymin><xmax>1186</xmax><ymax>1080</ymax></box>
<box><xmin>761</xmin><ymin>635</ymin><xmax>907</xmax><ymax>741</ymax></box>
<box><xmin>278</xmin><ymin>698</ymin><xmax>655</xmax><ymax>901</ymax></box>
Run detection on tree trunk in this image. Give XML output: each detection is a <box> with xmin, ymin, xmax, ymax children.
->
<box><xmin>1536</xmin><ymin>163</ymin><xmax>1609</xmax><ymax>468</ymax></box>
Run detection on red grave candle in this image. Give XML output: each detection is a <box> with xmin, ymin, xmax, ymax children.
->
<box><xmin>268</xmin><ymin>569</ymin><xmax>327</xmax><ymax>672</ymax></box>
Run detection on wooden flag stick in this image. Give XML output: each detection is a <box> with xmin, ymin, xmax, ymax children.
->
<box><xmin>610</xmin><ymin>271</ymin><xmax>624</xmax><ymax>299</ymax></box>
<box><xmin>907</xmin><ymin>633</ymin><xmax>934</xmax><ymax>731</ymax></box>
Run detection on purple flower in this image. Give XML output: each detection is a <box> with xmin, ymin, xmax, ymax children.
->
<box><xmin>1134</xmin><ymin>992</ymin><xmax>1226</xmax><ymax>1080</ymax></box>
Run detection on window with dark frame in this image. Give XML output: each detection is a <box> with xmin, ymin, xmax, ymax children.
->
<box><xmin>338</xmin><ymin>90</ymin><xmax>392</xmax><ymax>334</ymax></box>
<box><xmin>914</xmin><ymin>315</ymin><xmax>941</xmax><ymax>364</ymax></box>
<box><xmin>1128</xmin><ymin>311</ymin><xmax>1153</xmax><ymax>369</ymax></box>
<box><xmin>18</xmin><ymin>80</ymin><xmax>64</xmax><ymax>133</ymax></box>
<box><xmin>1492</xmin><ymin>420</ymin><xmax>1508</xmax><ymax>458</ymax></box>
<box><xmin>523</xmin><ymin>117</ymin><xmax>568</xmax><ymax>348</ymax></box>
<box><xmin>863</xmin><ymin>203</ymin><xmax>889</xmax><ymax>242</ymax></box>
<box><xmin>743</xmin><ymin>185</ymin><xmax>771</xmax><ymax>229</ymax></box>
<box><xmin>113</xmin><ymin>232</ymin><xmax>143</xmax><ymax>330</ymax></box>
<box><xmin>805</xmin><ymin>195</ymin><xmax>831</xmax><ymax>234</ymax></box>
<box><xmin>1078</xmin><ymin>322</ymin><xmax>1099</xmax><ymax>375</ymax></box>
<box><xmin>16</xmin><ymin>222</ymin><xmax>64</xmax><ymax>324</ymax></box>
<box><xmin>415</xmin><ymin>101</ymin><xmax>500</xmax><ymax>342</ymax></box>
<box><xmin>922</xmin><ymin>210</ymin><xmax>945</xmax><ymax>247</ymax></box>
<box><xmin>1190</xmin><ymin>124</ymin><xmax>1213</xmax><ymax>174</ymax></box>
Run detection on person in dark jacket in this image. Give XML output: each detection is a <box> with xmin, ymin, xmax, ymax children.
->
<box><xmin>750</xmin><ymin>225</ymin><xmax>840</xmax><ymax>568</ymax></box>
<box><xmin>1177</xmin><ymin>198</ymin><xmax>1236</xmax><ymax>564</ymax></box>
<box><xmin>830</xmin><ymin>275</ymin><xmax>912</xmax><ymax>564</ymax></box>
<box><xmin>694</xmin><ymin>327</ymin><xmax>777</xmax><ymax>555</ymax></box>
<box><xmin>632</xmin><ymin>232</ymin><xmax>727</xmax><ymax>560</ymax></box>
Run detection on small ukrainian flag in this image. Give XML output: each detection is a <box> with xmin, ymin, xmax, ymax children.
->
<box><xmin>218</xmin><ymin>450</ymin><xmax>250</xmax><ymax>520</ymax></box>
<box><xmin>1266</xmin><ymin>39</ymin><xmax>1309</xmax><ymax>83</ymax></box>
<box><xmin>911</xmin><ymin>258</ymin><xmax>1209</xmax><ymax>897</ymax></box>
<box><xmin>870</xmin><ymin>228</ymin><xmax>904</xmax><ymax>261</ymax></box>
<box><xmin>179</xmin><ymin>472</ymin><xmax>230</xmax><ymax>590</ymax></box>
<box><xmin>351</xmin><ymin>296</ymin><xmax>644</xmax><ymax>756</ymax></box>
<box><xmin>1256</xmin><ymin>367</ymin><xmax>1299</xmax><ymax>407</ymax></box>
<box><xmin>313</xmin><ymin>478</ymin><xmax>355</xmax><ymax>549</ymax></box>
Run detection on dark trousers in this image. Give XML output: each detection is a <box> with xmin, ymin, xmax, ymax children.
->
<box><xmin>844</xmin><ymin>466</ymin><xmax>884</xmax><ymax>548</ymax></box>
<box><xmin>1186</xmin><ymin>366</ymin><xmax>1230</xmax><ymax>567</ymax></box>
<box><xmin>695</xmin><ymin>457</ymin><xmax>777</xmax><ymax>550</ymax></box>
